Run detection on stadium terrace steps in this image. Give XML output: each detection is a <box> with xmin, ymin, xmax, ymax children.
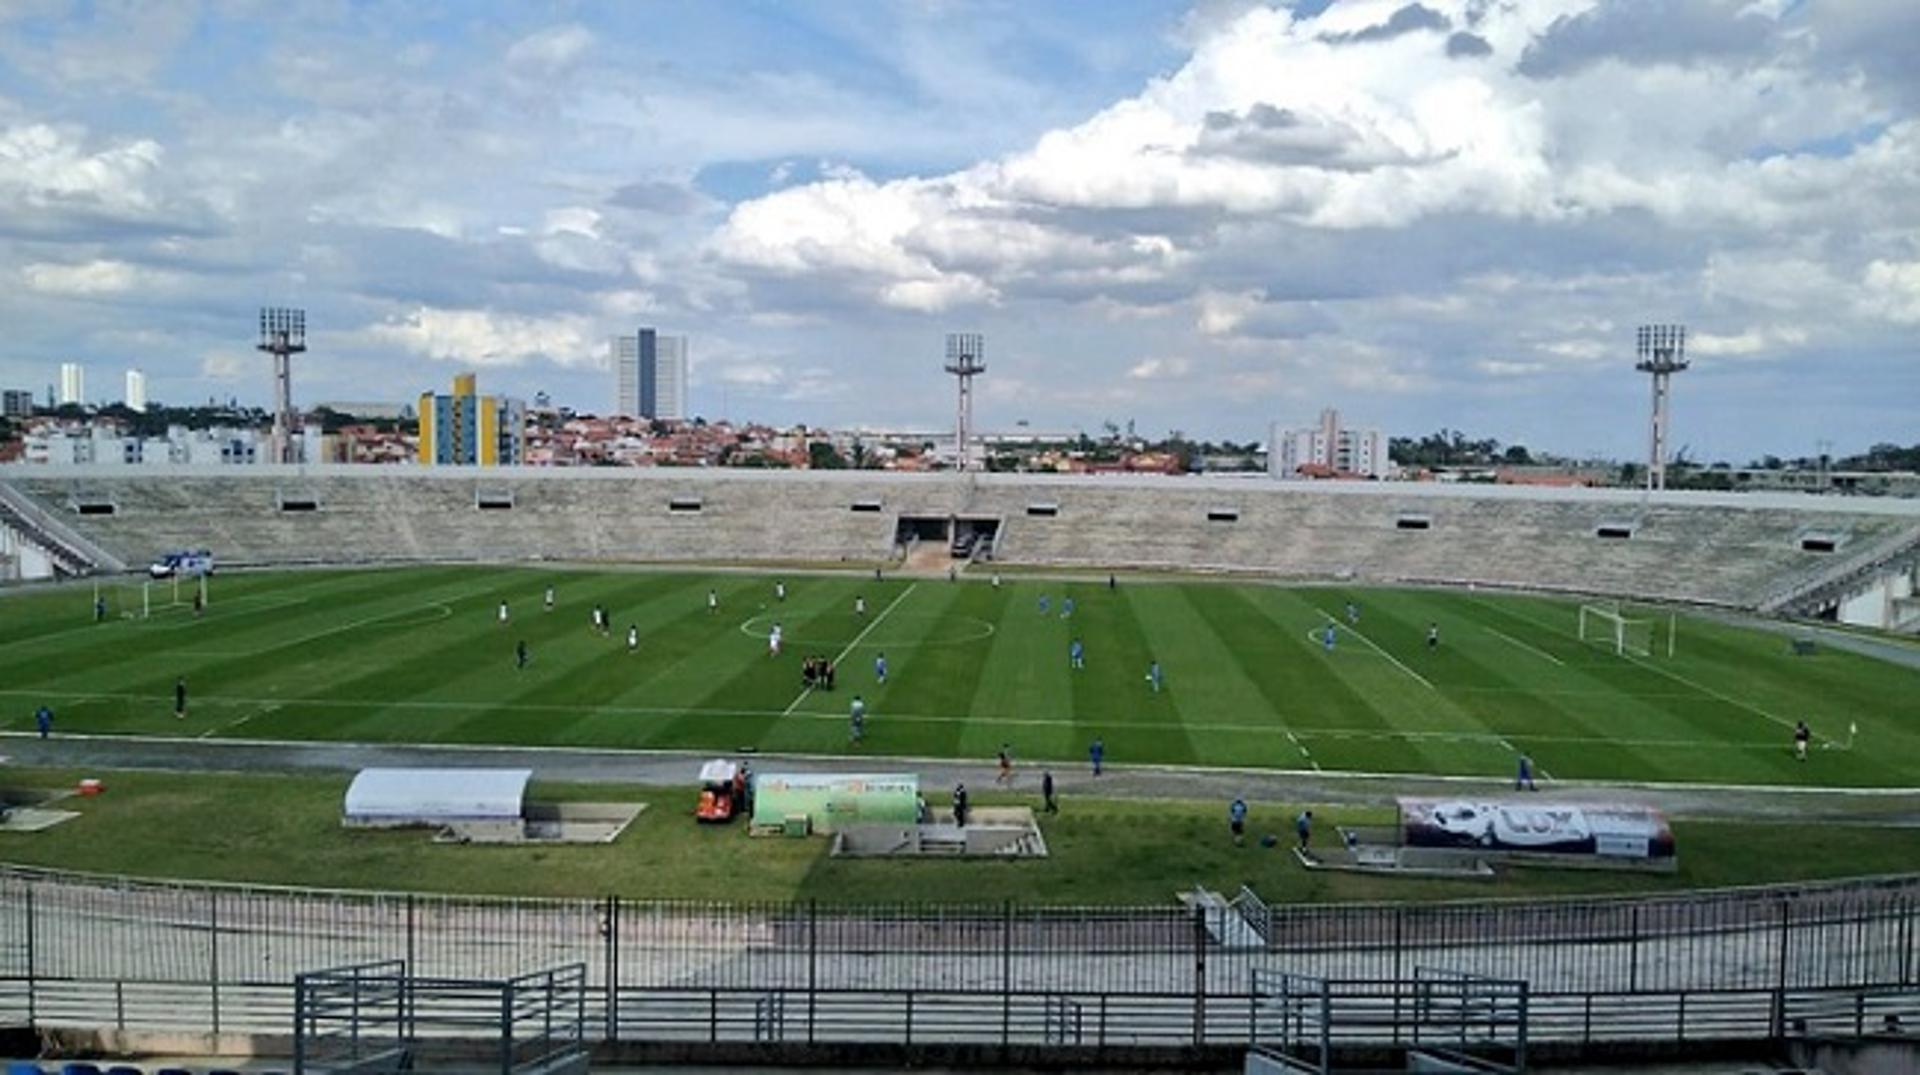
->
<box><xmin>3</xmin><ymin>467</ymin><xmax>1916</xmax><ymax>611</ymax></box>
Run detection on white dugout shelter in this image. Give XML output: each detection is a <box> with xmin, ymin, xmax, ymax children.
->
<box><xmin>342</xmin><ymin>768</ymin><xmax>532</xmax><ymax>839</ymax></box>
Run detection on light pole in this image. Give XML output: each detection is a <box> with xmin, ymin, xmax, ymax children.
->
<box><xmin>258</xmin><ymin>307</ymin><xmax>308</xmax><ymax>465</ymax></box>
<box><xmin>944</xmin><ymin>333</ymin><xmax>986</xmax><ymax>472</ymax></box>
<box><xmin>1634</xmin><ymin>324</ymin><xmax>1688</xmax><ymax>492</ymax></box>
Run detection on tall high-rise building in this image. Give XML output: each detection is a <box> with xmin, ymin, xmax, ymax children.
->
<box><xmin>1269</xmin><ymin>408</ymin><xmax>1390</xmax><ymax>480</ymax></box>
<box><xmin>1</xmin><ymin>389</ymin><xmax>33</xmax><ymax>418</ymax></box>
<box><xmin>612</xmin><ymin>335</ymin><xmax>640</xmax><ymax>417</ymax></box>
<box><xmin>613</xmin><ymin>328</ymin><xmax>690</xmax><ymax>420</ymax></box>
<box><xmin>417</xmin><ymin>372</ymin><xmax>524</xmax><ymax>466</ymax></box>
<box><xmin>125</xmin><ymin>369</ymin><xmax>147</xmax><ymax>413</ymax></box>
<box><xmin>653</xmin><ymin>334</ymin><xmax>689</xmax><ymax>421</ymax></box>
<box><xmin>58</xmin><ymin>363</ymin><xmax>84</xmax><ymax>406</ymax></box>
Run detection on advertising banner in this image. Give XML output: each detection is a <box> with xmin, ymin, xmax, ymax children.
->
<box><xmin>1400</xmin><ymin>798</ymin><xmax>1675</xmax><ymax>860</ymax></box>
<box><xmin>750</xmin><ymin>772</ymin><xmax>920</xmax><ymax>834</ymax></box>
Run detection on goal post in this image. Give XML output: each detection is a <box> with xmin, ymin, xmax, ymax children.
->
<box><xmin>93</xmin><ymin>578</ymin><xmax>151</xmax><ymax>620</ymax></box>
<box><xmin>92</xmin><ymin>574</ymin><xmax>209</xmax><ymax>621</ymax></box>
<box><xmin>1578</xmin><ymin>604</ymin><xmax>1661</xmax><ymax>658</ymax></box>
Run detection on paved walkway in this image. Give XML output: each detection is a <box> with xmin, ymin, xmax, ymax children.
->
<box><xmin>4</xmin><ymin>732</ymin><xmax>1916</xmax><ymax>822</ymax></box>
<box><xmin>1700</xmin><ymin>610</ymin><xmax>1920</xmax><ymax>671</ymax></box>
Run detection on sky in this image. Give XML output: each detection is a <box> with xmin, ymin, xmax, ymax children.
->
<box><xmin>1</xmin><ymin>0</ymin><xmax>1916</xmax><ymax>462</ymax></box>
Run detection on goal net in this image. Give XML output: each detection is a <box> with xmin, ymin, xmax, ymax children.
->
<box><xmin>92</xmin><ymin>575</ymin><xmax>209</xmax><ymax>621</ymax></box>
<box><xmin>1578</xmin><ymin>604</ymin><xmax>1658</xmax><ymax>657</ymax></box>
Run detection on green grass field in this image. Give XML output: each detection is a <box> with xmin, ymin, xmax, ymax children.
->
<box><xmin>1</xmin><ymin>565</ymin><xmax>1915</xmax><ymax>787</ymax></box>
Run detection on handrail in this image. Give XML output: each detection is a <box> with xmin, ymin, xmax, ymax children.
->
<box><xmin>0</xmin><ymin>480</ymin><xmax>126</xmax><ymax>573</ymax></box>
<box><xmin>1759</xmin><ymin>525</ymin><xmax>1920</xmax><ymax>614</ymax></box>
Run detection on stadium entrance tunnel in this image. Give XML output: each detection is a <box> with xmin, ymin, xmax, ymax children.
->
<box><xmin>893</xmin><ymin>514</ymin><xmax>1000</xmax><ymax>560</ymax></box>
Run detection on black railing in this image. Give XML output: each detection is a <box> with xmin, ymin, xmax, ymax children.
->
<box><xmin>3</xmin><ymin>866</ymin><xmax>1918</xmax><ymax>1055</ymax></box>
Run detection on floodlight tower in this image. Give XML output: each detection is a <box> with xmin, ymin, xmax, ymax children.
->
<box><xmin>257</xmin><ymin>307</ymin><xmax>307</xmax><ymax>465</ymax></box>
<box><xmin>1634</xmin><ymin>324</ymin><xmax>1688</xmax><ymax>492</ymax></box>
<box><xmin>944</xmin><ymin>332</ymin><xmax>986</xmax><ymax>471</ymax></box>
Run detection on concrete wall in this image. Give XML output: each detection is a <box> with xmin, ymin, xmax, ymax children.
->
<box><xmin>5</xmin><ymin>465</ymin><xmax>1916</xmax><ymax>609</ymax></box>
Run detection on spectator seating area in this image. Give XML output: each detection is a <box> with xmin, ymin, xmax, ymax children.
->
<box><xmin>4</xmin><ymin>465</ymin><xmax>1917</xmax><ymax>611</ymax></box>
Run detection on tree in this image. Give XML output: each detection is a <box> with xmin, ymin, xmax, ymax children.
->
<box><xmin>1842</xmin><ymin>442</ymin><xmax>1920</xmax><ymax>472</ymax></box>
<box><xmin>1389</xmin><ymin>428</ymin><xmax>1503</xmax><ymax>467</ymax></box>
<box><xmin>1502</xmin><ymin>444</ymin><xmax>1532</xmax><ymax>465</ymax></box>
<box><xmin>1164</xmin><ymin>429</ymin><xmax>1197</xmax><ymax>472</ymax></box>
<box><xmin>808</xmin><ymin>441</ymin><xmax>847</xmax><ymax>470</ymax></box>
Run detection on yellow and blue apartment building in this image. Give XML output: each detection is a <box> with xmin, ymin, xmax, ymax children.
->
<box><xmin>417</xmin><ymin>373</ymin><xmax>526</xmax><ymax>466</ymax></box>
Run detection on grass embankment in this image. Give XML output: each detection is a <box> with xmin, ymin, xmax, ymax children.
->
<box><xmin>4</xmin><ymin>767</ymin><xmax>1915</xmax><ymax>905</ymax></box>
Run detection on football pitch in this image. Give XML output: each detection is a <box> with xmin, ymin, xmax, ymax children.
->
<box><xmin>1</xmin><ymin>564</ymin><xmax>1914</xmax><ymax>789</ymax></box>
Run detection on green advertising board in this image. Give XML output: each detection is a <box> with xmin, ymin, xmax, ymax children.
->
<box><xmin>750</xmin><ymin>772</ymin><xmax>920</xmax><ymax>834</ymax></box>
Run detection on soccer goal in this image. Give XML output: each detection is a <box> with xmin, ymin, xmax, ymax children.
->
<box><xmin>92</xmin><ymin>574</ymin><xmax>209</xmax><ymax>620</ymax></box>
<box><xmin>1578</xmin><ymin>604</ymin><xmax>1674</xmax><ymax>658</ymax></box>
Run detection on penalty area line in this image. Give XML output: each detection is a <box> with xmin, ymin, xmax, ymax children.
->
<box><xmin>1284</xmin><ymin>729</ymin><xmax>1321</xmax><ymax>772</ymax></box>
<box><xmin>1313</xmin><ymin>607</ymin><xmax>1435</xmax><ymax>690</ymax></box>
<box><xmin>1492</xmin><ymin>602</ymin><xmax>1811</xmax><ymax>740</ymax></box>
<box><xmin>1484</xmin><ymin>626</ymin><xmax>1564</xmax><ymax>666</ymax></box>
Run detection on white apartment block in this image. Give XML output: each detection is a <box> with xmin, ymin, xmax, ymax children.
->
<box><xmin>1269</xmin><ymin>408</ymin><xmax>1391</xmax><ymax>480</ymax></box>
<box><xmin>58</xmin><ymin>363</ymin><xmax>84</xmax><ymax>406</ymax></box>
<box><xmin>653</xmin><ymin>334</ymin><xmax>689</xmax><ymax>421</ymax></box>
<box><xmin>612</xmin><ymin>335</ymin><xmax>640</xmax><ymax>417</ymax></box>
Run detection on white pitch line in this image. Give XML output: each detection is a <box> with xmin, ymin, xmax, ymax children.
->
<box><xmin>208</xmin><ymin>702</ymin><xmax>281</xmax><ymax>737</ymax></box>
<box><xmin>1493</xmin><ymin>735</ymin><xmax>1556</xmax><ymax>784</ymax></box>
<box><xmin>781</xmin><ymin>583</ymin><xmax>918</xmax><ymax>716</ymax></box>
<box><xmin>1292</xmin><ymin>727</ymin><xmax>1783</xmax><ymax>749</ymax></box>
<box><xmin>1284</xmin><ymin>729</ymin><xmax>1322</xmax><ymax>771</ymax></box>
<box><xmin>1495</xmin><ymin>603</ymin><xmax>1810</xmax><ymax>738</ymax></box>
<box><xmin>1312</xmin><ymin>607</ymin><xmax>1435</xmax><ymax>690</ymax></box>
<box><xmin>1485</xmin><ymin>626</ymin><xmax>1565</xmax><ymax>666</ymax></box>
<box><xmin>0</xmin><ymin>686</ymin><xmax>1827</xmax><ymax>753</ymax></box>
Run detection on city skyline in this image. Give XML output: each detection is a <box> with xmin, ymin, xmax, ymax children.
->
<box><xmin>1</xmin><ymin>2</ymin><xmax>1916</xmax><ymax>460</ymax></box>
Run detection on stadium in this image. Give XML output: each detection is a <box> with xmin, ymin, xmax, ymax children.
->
<box><xmin>2</xmin><ymin>464</ymin><xmax>1919</xmax><ymax>1073</ymax></box>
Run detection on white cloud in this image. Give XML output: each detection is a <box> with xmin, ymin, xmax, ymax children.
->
<box><xmin>21</xmin><ymin>259</ymin><xmax>141</xmax><ymax>295</ymax></box>
<box><xmin>366</xmin><ymin>307</ymin><xmax>601</xmax><ymax>368</ymax></box>
<box><xmin>714</xmin><ymin>0</ymin><xmax>1920</xmax><ymax>332</ymax></box>
<box><xmin>0</xmin><ymin>122</ymin><xmax>164</xmax><ymax>216</ymax></box>
<box><xmin>715</xmin><ymin>362</ymin><xmax>784</xmax><ymax>387</ymax></box>
<box><xmin>199</xmin><ymin>351</ymin><xmax>252</xmax><ymax>382</ymax></box>
<box><xmin>1861</xmin><ymin>260</ymin><xmax>1920</xmax><ymax>323</ymax></box>
<box><xmin>506</xmin><ymin>25</ymin><xmax>595</xmax><ymax>70</ymax></box>
<box><xmin>1196</xmin><ymin>290</ymin><xmax>1262</xmax><ymax>336</ymax></box>
<box><xmin>1691</xmin><ymin>326</ymin><xmax>1809</xmax><ymax>357</ymax></box>
<box><xmin>1541</xmin><ymin>339</ymin><xmax>1608</xmax><ymax>364</ymax></box>
<box><xmin>542</xmin><ymin>207</ymin><xmax>603</xmax><ymax>239</ymax></box>
<box><xmin>1476</xmin><ymin>359</ymin><xmax>1548</xmax><ymax>377</ymax></box>
<box><xmin>1126</xmin><ymin>356</ymin><xmax>1193</xmax><ymax>380</ymax></box>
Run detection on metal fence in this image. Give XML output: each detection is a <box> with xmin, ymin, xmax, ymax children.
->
<box><xmin>292</xmin><ymin>959</ymin><xmax>586</xmax><ymax>1075</ymax></box>
<box><xmin>2</xmin><ymin>866</ymin><xmax>1917</xmax><ymax>1053</ymax></box>
<box><xmin>1250</xmin><ymin>968</ymin><xmax>1529</xmax><ymax>1074</ymax></box>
